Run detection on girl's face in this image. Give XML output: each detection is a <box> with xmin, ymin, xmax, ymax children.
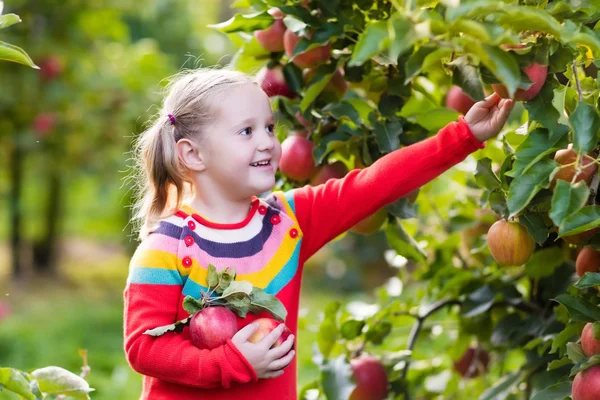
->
<box><xmin>199</xmin><ymin>82</ymin><xmax>282</xmax><ymax>199</ymax></box>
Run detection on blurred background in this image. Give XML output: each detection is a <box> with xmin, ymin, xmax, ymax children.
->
<box><xmin>0</xmin><ymin>1</ymin><xmax>401</xmax><ymax>398</ymax></box>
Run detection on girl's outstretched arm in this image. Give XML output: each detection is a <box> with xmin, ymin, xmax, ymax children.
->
<box><xmin>292</xmin><ymin>94</ymin><xmax>513</xmax><ymax>262</ymax></box>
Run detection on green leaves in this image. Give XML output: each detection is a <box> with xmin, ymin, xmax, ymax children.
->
<box><xmin>320</xmin><ymin>355</ymin><xmax>356</xmax><ymax>400</ymax></box>
<box><xmin>554</xmin><ymin>294</ymin><xmax>600</xmax><ymax>322</ymax></box>
<box><xmin>0</xmin><ymin>369</ymin><xmax>35</xmax><ymax>400</ymax></box>
<box><xmin>550</xmin><ymin>180</ymin><xmax>589</xmax><ymax>229</ymax></box>
<box><xmin>0</xmin><ymin>41</ymin><xmax>38</xmax><ymax>68</ymax></box>
<box><xmin>569</xmin><ymin>100</ymin><xmax>600</xmax><ymax>154</ymax></box>
<box><xmin>505</xmin><ymin>128</ymin><xmax>568</xmax><ymax>178</ymax></box>
<box><xmin>0</xmin><ymin>14</ymin><xmax>21</xmax><ymax>30</ymax></box>
<box><xmin>449</xmin><ymin>56</ymin><xmax>485</xmax><ymax>101</ymax></box>
<box><xmin>507</xmin><ymin>159</ymin><xmax>557</xmax><ymax>217</ymax></box>
<box><xmin>575</xmin><ymin>272</ymin><xmax>600</xmax><ymax>289</ymax></box>
<box><xmin>557</xmin><ymin>206</ymin><xmax>600</xmax><ymax>238</ymax></box>
<box><xmin>317</xmin><ymin>301</ymin><xmax>341</xmax><ymax>358</ymax></box>
<box><xmin>31</xmin><ymin>367</ymin><xmax>94</xmax><ymax>399</ymax></box>
<box><xmin>246</xmin><ymin>287</ymin><xmax>288</xmax><ymax>321</ymax></box>
<box><xmin>349</xmin><ymin>21</ymin><xmax>389</xmax><ymax>67</ymax></box>
<box><xmin>208</xmin><ymin>11</ymin><xmax>273</xmax><ymax>33</ymax></box>
<box><xmin>475</xmin><ymin>158</ymin><xmax>502</xmax><ymax>191</ymax></box>
<box><xmin>524</xmin><ymin>248</ymin><xmax>564</xmax><ymax>279</ymax></box>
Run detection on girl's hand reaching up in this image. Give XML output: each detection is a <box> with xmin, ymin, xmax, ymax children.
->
<box><xmin>465</xmin><ymin>92</ymin><xmax>515</xmax><ymax>143</ymax></box>
<box><xmin>231</xmin><ymin>322</ymin><xmax>295</xmax><ymax>379</ymax></box>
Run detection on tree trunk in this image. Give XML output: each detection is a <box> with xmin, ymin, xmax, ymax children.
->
<box><xmin>9</xmin><ymin>141</ymin><xmax>23</xmax><ymax>279</ymax></box>
<box><xmin>33</xmin><ymin>160</ymin><xmax>61</xmax><ymax>275</ymax></box>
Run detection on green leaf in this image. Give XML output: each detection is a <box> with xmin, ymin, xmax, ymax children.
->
<box><xmin>317</xmin><ymin>301</ymin><xmax>340</xmax><ymax>358</ymax></box>
<box><xmin>567</xmin><ymin>342</ymin><xmax>587</xmax><ymax>364</ymax></box>
<box><xmin>464</xmin><ymin>41</ymin><xmax>520</xmax><ymax>98</ymax></box>
<box><xmin>301</xmin><ymin>73</ymin><xmax>333</xmax><ymax>112</ymax></box>
<box><xmin>508</xmin><ymin>159</ymin><xmax>556</xmax><ymax>217</ymax></box>
<box><xmin>31</xmin><ymin>367</ymin><xmax>94</xmax><ymax>399</ymax></box>
<box><xmin>0</xmin><ymin>14</ymin><xmax>21</xmax><ymax>30</ymax></box>
<box><xmin>554</xmin><ymin>294</ymin><xmax>600</xmax><ymax>322</ymax></box>
<box><xmin>549</xmin><ymin>180</ymin><xmax>589</xmax><ymax>228</ymax></box>
<box><xmin>221</xmin><ymin>280</ymin><xmax>253</xmax><ymax>298</ymax></box>
<box><xmin>450</xmin><ymin>20</ymin><xmax>491</xmax><ymax>44</ymax></box>
<box><xmin>462</xmin><ymin>285</ymin><xmax>496</xmax><ymax>318</ymax></box>
<box><xmin>524</xmin><ymin>248</ymin><xmax>564</xmax><ymax>279</ymax></box>
<box><xmin>530</xmin><ymin>380</ymin><xmax>572</xmax><ymax>400</ymax></box>
<box><xmin>389</xmin><ymin>13</ymin><xmax>420</xmax><ymax>62</ymax></box>
<box><xmin>0</xmin><ymin>41</ymin><xmax>37</xmax><ymax>68</ymax></box>
<box><xmin>519</xmin><ymin>211</ymin><xmax>549</xmax><ymax>245</ymax></box>
<box><xmin>495</xmin><ymin>7</ymin><xmax>562</xmax><ymax>38</ymax></box>
<box><xmin>551</xmin><ymin>323</ymin><xmax>585</xmax><ymax>354</ymax></box>
<box><xmin>479</xmin><ymin>371</ymin><xmax>523</xmax><ymax>400</ymax></box>
<box><xmin>371</xmin><ymin>116</ymin><xmax>401</xmax><ymax>153</ymax></box>
<box><xmin>322</xmin><ymin>102</ymin><xmax>361</xmax><ymax>126</ymax></box>
<box><xmin>208</xmin><ymin>11</ymin><xmax>273</xmax><ymax>33</ymax></box>
<box><xmin>207</xmin><ymin>264</ymin><xmax>219</xmax><ymax>289</ymax></box>
<box><xmin>217</xmin><ymin>267</ymin><xmax>236</xmax><ymax>294</ymax></box>
<box><xmin>594</xmin><ymin>322</ymin><xmax>600</xmax><ymax>340</ymax></box>
<box><xmin>143</xmin><ymin>316</ymin><xmax>192</xmax><ymax>336</ymax></box>
<box><xmin>415</xmin><ymin>109</ymin><xmax>459</xmax><ymax>131</ymax></box>
<box><xmin>488</xmin><ymin>190</ymin><xmax>508</xmax><ymax>219</ymax></box>
<box><xmin>320</xmin><ymin>355</ymin><xmax>356</xmax><ymax>400</ymax></box>
<box><xmin>385</xmin><ymin>197</ymin><xmax>416</xmax><ymax>219</ymax></box>
<box><xmin>449</xmin><ymin>56</ymin><xmax>485</xmax><ymax>101</ymax></box>
<box><xmin>365</xmin><ymin>321</ymin><xmax>392</xmax><ymax>345</ymax></box>
<box><xmin>569</xmin><ymin>100</ymin><xmax>600</xmax><ymax>154</ymax></box>
<box><xmin>349</xmin><ymin>21</ymin><xmax>389</xmax><ymax>67</ymax></box>
<box><xmin>340</xmin><ymin>320</ymin><xmax>365</xmax><ymax>340</ymax></box>
<box><xmin>505</xmin><ymin>128</ymin><xmax>568</xmax><ymax>178</ymax></box>
<box><xmin>571</xmin><ymin>354</ymin><xmax>600</xmax><ymax>377</ymax></box>
<box><xmin>524</xmin><ymin>81</ymin><xmax>563</xmax><ymax>135</ymax></box>
<box><xmin>547</xmin><ymin>357</ymin><xmax>573</xmax><ymax>371</ymax></box>
<box><xmin>249</xmin><ymin>287</ymin><xmax>287</xmax><ymax>321</ymax></box>
<box><xmin>0</xmin><ymin>369</ymin><xmax>34</xmax><ymax>400</ymax></box>
<box><xmin>384</xmin><ymin>220</ymin><xmax>427</xmax><ymax>261</ymax></box>
<box><xmin>405</xmin><ymin>46</ymin><xmax>436</xmax><ymax>81</ymax></box>
<box><xmin>475</xmin><ymin>158</ymin><xmax>501</xmax><ymax>190</ymax></box>
<box><xmin>575</xmin><ymin>272</ymin><xmax>600</xmax><ymax>289</ymax></box>
<box><xmin>182</xmin><ymin>296</ymin><xmax>205</xmax><ymax>315</ymax></box>
<box><xmin>558</xmin><ymin>206</ymin><xmax>600</xmax><ymax>237</ymax></box>
<box><xmin>226</xmin><ymin>296</ymin><xmax>252</xmax><ymax>318</ymax></box>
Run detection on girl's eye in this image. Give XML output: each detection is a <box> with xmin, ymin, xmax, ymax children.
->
<box><xmin>266</xmin><ymin>124</ymin><xmax>275</xmax><ymax>135</ymax></box>
<box><xmin>240</xmin><ymin>127</ymin><xmax>252</xmax><ymax>136</ymax></box>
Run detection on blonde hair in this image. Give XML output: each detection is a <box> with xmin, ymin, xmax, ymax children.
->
<box><xmin>129</xmin><ymin>68</ymin><xmax>256</xmax><ymax>240</ymax></box>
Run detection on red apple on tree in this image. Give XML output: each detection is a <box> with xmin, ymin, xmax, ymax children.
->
<box><xmin>283</xmin><ymin>29</ymin><xmax>331</xmax><ymax>68</ymax></box>
<box><xmin>446</xmin><ymin>86</ymin><xmax>476</xmax><ymax>115</ymax></box>
<box><xmin>254</xmin><ymin>8</ymin><xmax>286</xmax><ymax>52</ymax></box>
<box><xmin>572</xmin><ymin>365</ymin><xmax>600</xmax><ymax>400</ymax></box>
<box><xmin>492</xmin><ymin>62</ymin><xmax>548</xmax><ymax>101</ymax></box>
<box><xmin>453</xmin><ymin>346</ymin><xmax>490</xmax><ymax>378</ymax></box>
<box><xmin>33</xmin><ymin>112</ymin><xmax>57</xmax><ymax>137</ymax></box>
<box><xmin>486</xmin><ymin>219</ymin><xmax>535</xmax><ymax>265</ymax></box>
<box><xmin>38</xmin><ymin>56</ymin><xmax>62</xmax><ymax>81</ymax></box>
<box><xmin>576</xmin><ymin>247</ymin><xmax>600</xmax><ymax>277</ymax></box>
<box><xmin>581</xmin><ymin>322</ymin><xmax>600</xmax><ymax>357</ymax></box>
<box><xmin>551</xmin><ymin>144</ymin><xmax>598</xmax><ymax>188</ymax></box>
<box><xmin>189</xmin><ymin>306</ymin><xmax>238</xmax><ymax>349</ymax></box>
<box><xmin>256</xmin><ymin>65</ymin><xmax>296</xmax><ymax>98</ymax></box>
<box><xmin>279</xmin><ymin>135</ymin><xmax>317</xmax><ymax>181</ymax></box>
<box><xmin>350</xmin><ymin>208</ymin><xmax>387</xmax><ymax>236</ymax></box>
<box><xmin>310</xmin><ymin>161</ymin><xmax>349</xmax><ymax>186</ymax></box>
<box><xmin>247</xmin><ymin>318</ymin><xmax>293</xmax><ymax>349</ymax></box>
<box><xmin>349</xmin><ymin>355</ymin><xmax>389</xmax><ymax>400</ymax></box>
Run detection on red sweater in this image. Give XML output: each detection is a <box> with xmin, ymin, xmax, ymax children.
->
<box><xmin>123</xmin><ymin>118</ymin><xmax>484</xmax><ymax>399</ymax></box>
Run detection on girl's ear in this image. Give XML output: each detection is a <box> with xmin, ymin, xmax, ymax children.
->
<box><xmin>176</xmin><ymin>139</ymin><xmax>206</xmax><ymax>172</ymax></box>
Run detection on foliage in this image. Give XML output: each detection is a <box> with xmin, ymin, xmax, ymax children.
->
<box><xmin>216</xmin><ymin>0</ymin><xmax>600</xmax><ymax>398</ymax></box>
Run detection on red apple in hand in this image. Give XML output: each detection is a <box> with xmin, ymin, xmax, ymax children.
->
<box><xmin>279</xmin><ymin>135</ymin><xmax>317</xmax><ymax>181</ymax></box>
<box><xmin>576</xmin><ymin>247</ymin><xmax>600</xmax><ymax>277</ymax></box>
<box><xmin>552</xmin><ymin>144</ymin><xmax>598</xmax><ymax>188</ymax></box>
<box><xmin>446</xmin><ymin>86</ymin><xmax>476</xmax><ymax>115</ymax></box>
<box><xmin>350</xmin><ymin>208</ymin><xmax>387</xmax><ymax>236</ymax></box>
<box><xmin>254</xmin><ymin>8</ymin><xmax>286</xmax><ymax>52</ymax></box>
<box><xmin>492</xmin><ymin>63</ymin><xmax>548</xmax><ymax>101</ymax></box>
<box><xmin>283</xmin><ymin>29</ymin><xmax>331</xmax><ymax>68</ymax></box>
<box><xmin>453</xmin><ymin>347</ymin><xmax>490</xmax><ymax>378</ymax></box>
<box><xmin>573</xmin><ymin>365</ymin><xmax>600</xmax><ymax>400</ymax></box>
<box><xmin>189</xmin><ymin>306</ymin><xmax>238</xmax><ymax>349</ymax></box>
<box><xmin>486</xmin><ymin>219</ymin><xmax>535</xmax><ymax>265</ymax></box>
<box><xmin>310</xmin><ymin>161</ymin><xmax>349</xmax><ymax>186</ymax></box>
<box><xmin>349</xmin><ymin>355</ymin><xmax>388</xmax><ymax>400</ymax></box>
<box><xmin>256</xmin><ymin>65</ymin><xmax>296</xmax><ymax>98</ymax></box>
<box><xmin>247</xmin><ymin>318</ymin><xmax>293</xmax><ymax>349</ymax></box>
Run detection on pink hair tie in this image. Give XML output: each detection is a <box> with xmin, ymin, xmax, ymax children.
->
<box><xmin>167</xmin><ymin>113</ymin><xmax>176</xmax><ymax>125</ymax></box>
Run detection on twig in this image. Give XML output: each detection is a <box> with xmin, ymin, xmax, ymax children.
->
<box><xmin>572</xmin><ymin>63</ymin><xmax>583</xmax><ymax>101</ymax></box>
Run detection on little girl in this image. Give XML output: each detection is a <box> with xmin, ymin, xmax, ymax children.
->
<box><xmin>123</xmin><ymin>68</ymin><xmax>513</xmax><ymax>399</ymax></box>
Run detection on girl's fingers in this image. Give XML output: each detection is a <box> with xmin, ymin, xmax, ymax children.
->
<box><xmin>267</xmin><ymin>335</ymin><xmax>295</xmax><ymax>360</ymax></box>
<box><xmin>262</xmin><ymin>370</ymin><xmax>285</xmax><ymax>379</ymax></box>
<box><xmin>232</xmin><ymin>322</ymin><xmax>260</xmax><ymax>342</ymax></box>
<box><xmin>268</xmin><ymin>350</ymin><xmax>296</xmax><ymax>370</ymax></box>
<box><xmin>479</xmin><ymin>92</ymin><xmax>502</xmax><ymax>108</ymax></box>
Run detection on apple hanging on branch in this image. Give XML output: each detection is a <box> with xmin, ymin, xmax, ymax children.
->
<box><xmin>492</xmin><ymin>62</ymin><xmax>548</xmax><ymax>102</ymax></box>
<box><xmin>254</xmin><ymin>8</ymin><xmax>286</xmax><ymax>52</ymax></box>
<box><xmin>486</xmin><ymin>219</ymin><xmax>535</xmax><ymax>266</ymax></box>
<box><xmin>144</xmin><ymin>265</ymin><xmax>290</xmax><ymax>350</ymax></box>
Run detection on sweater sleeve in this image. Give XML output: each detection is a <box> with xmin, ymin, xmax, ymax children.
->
<box><xmin>293</xmin><ymin>117</ymin><xmax>485</xmax><ymax>262</ymax></box>
<box><xmin>123</xmin><ymin>233</ymin><xmax>258</xmax><ymax>389</ymax></box>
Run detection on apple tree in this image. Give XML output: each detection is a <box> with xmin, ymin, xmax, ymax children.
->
<box><xmin>214</xmin><ymin>0</ymin><xmax>600</xmax><ymax>398</ymax></box>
